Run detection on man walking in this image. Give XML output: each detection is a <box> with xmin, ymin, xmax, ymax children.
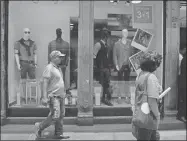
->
<box><xmin>35</xmin><ymin>50</ymin><xmax>70</xmax><ymax>139</ymax></box>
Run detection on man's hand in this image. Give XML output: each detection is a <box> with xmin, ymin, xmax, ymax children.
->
<box><xmin>158</xmin><ymin>98</ymin><xmax>162</xmax><ymax>103</ymax></box>
<box><xmin>131</xmin><ymin>105</ymin><xmax>135</xmax><ymax>116</ymax></box>
<box><xmin>17</xmin><ymin>64</ymin><xmax>21</xmax><ymax>71</ymax></box>
<box><xmin>116</xmin><ymin>65</ymin><xmax>119</xmax><ymax>71</ymax></box>
<box><xmin>41</xmin><ymin>97</ymin><xmax>49</xmax><ymax>106</ymax></box>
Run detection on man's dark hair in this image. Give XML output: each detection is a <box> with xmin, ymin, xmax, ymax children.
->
<box><xmin>101</xmin><ymin>31</ymin><xmax>109</xmax><ymax>40</ymax></box>
<box><xmin>140</xmin><ymin>60</ymin><xmax>157</xmax><ymax>73</ymax></box>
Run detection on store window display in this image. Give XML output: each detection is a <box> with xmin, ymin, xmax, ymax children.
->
<box><xmin>14</xmin><ymin>28</ymin><xmax>37</xmax><ymax>105</ymax></box>
<box><xmin>93</xmin><ymin>22</ymin><xmax>137</xmax><ymax>107</ymax></box>
<box><xmin>8</xmin><ymin>1</ymin><xmax>80</xmax><ymax>109</ymax></box>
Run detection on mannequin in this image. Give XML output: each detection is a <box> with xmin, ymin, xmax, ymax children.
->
<box><xmin>113</xmin><ymin>28</ymin><xmax>132</xmax><ymax>103</ymax></box>
<box><xmin>48</xmin><ymin>28</ymin><xmax>71</xmax><ymax>96</ymax></box>
<box><xmin>93</xmin><ymin>28</ymin><xmax>113</xmax><ymax>106</ymax></box>
<box><xmin>14</xmin><ymin>28</ymin><xmax>37</xmax><ymax>104</ymax></box>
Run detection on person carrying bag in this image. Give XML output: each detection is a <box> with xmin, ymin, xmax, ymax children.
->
<box><xmin>131</xmin><ymin>51</ymin><xmax>163</xmax><ymax>141</ymax></box>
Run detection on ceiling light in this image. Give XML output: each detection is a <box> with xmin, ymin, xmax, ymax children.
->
<box><xmin>131</xmin><ymin>0</ymin><xmax>142</xmax><ymax>4</ymax></box>
<box><xmin>110</xmin><ymin>0</ymin><xmax>119</xmax><ymax>4</ymax></box>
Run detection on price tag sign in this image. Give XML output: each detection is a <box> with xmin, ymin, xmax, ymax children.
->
<box><xmin>133</xmin><ymin>5</ymin><xmax>152</xmax><ymax>23</ymax></box>
<box><xmin>132</xmin><ymin>5</ymin><xmax>154</xmax><ymax>29</ymax></box>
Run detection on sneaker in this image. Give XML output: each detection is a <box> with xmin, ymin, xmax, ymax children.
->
<box><xmin>35</xmin><ymin>122</ymin><xmax>42</xmax><ymax>138</ymax></box>
<box><xmin>54</xmin><ymin>134</ymin><xmax>70</xmax><ymax>139</ymax></box>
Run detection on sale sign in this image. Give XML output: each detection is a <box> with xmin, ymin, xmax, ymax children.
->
<box><xmin>132</xmin><ymin>5</ymin><xmax>154</xmax><ymax>29</ymax></box>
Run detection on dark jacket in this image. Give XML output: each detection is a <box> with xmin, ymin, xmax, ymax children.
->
<box><xmin>95</xmin><ymin>41</ymin><xmax>109</xmax><ymax>69</ymax></box>
<box><xmin>180</xmin><ymin>53</ymin><xmax>186</xmax><ymax>88</ymax></box>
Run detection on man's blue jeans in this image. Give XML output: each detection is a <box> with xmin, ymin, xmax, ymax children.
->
<box><xmin>39</xmin><ymin>96</ymin><xmax>65</xmax><ymax>135</ymax></box>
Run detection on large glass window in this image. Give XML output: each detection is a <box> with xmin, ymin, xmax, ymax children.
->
<box><xmin>93</xmin><ymin>1</ymin><xmax>138</xmax><ymax>107</ymax></box>
<box><xmin>8</xmin><ymin>1</ymin><xmax>79</xmax><ymax>108</ymax></box>
<box><xmin>92</xmin><ymin>1</ymin><xmax>163</xmax><ymax>107</ymax></box>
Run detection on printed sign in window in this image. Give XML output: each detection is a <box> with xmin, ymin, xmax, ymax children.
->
<box><xmin>133</xmin><ymin>5</ymin><xmax>153</xmax><ymax>23</ymax></box>
<box><xmin>132</xmin><ymin>5</ymin><xmax>154</xmax><ymax>29</ymax></box>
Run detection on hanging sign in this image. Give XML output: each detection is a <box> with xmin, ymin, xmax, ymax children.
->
<box><xmin>132</xmin><ymin>5</ymin><xmax>154</xmax><ymax>29</ymax></box>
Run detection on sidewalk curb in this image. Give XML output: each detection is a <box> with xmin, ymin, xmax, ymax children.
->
<box><xmin>1</xmin><ymin>117</ymin><xmax>186</xmax><ymax>132</ymax></box>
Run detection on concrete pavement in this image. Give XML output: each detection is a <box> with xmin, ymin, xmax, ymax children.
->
<box><xmin>1</xmin><ymin>130</ymin><xmax>186</xmax><ymax>140</ymax></box>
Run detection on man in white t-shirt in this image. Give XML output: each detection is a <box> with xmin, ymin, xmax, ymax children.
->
<box><xmin>34</xmin><ymin>51</ymin><xmax>70</xmax><ymax>139</ymax></box>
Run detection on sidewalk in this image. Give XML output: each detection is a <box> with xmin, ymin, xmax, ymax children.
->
<box><xmin>1</xmin><ymin>130</ymin><xmax>186</xmax><ymax>140</ymax></box>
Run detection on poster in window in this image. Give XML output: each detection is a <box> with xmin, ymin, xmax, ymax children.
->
<box><xmin>129</xmin><ymin>51</ymin><xmax>146</xmax><ymax>74</ymax></box>
<box><xmin>131</xmin><ymin>28</ymin><xmax>153</xmax><ymax>51</ymax></box>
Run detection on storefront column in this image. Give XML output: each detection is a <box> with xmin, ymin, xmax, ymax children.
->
<box><xmin>77</xmin><ymin>1</ymin><xmax>94</xmax><ymax>126</ymax></box>
<box><xmin>1</xmin><ymin>0</ymin><xmax>7</xmax><ymax>123</ymax></box>
<box><xmin>164</xmin><ymin>1</ymin><xmax>180</xmax><ymax>110</ymax></box>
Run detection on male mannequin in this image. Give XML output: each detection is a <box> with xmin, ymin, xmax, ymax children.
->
<box><xmin>48</xmin><ymin>28</ymin><xmax>71</xmax><ymax>95</ymax></box>
<box><xmin>14</xmin><ymin>28</ymin><xmax>37</xmax><ymax>104</ymax></box>
<box><xmin>113</xmin><ymin>29</ymin><xmax>132</xmax><ymax>103</ymax></box>
<box><xmin>94</xmin><ymin>28</ymin><xmax>113</xmax><ymax>106</ymax></box>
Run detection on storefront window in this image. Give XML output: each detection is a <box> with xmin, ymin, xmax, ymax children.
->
<box><xmin>93</xmin><ymin>1</ymin><xmax>139</xmax><ymax>107</ymax></box>
<box><xmin>8</xmin><ymin>1</ymin><xmax>79</xmax><ymax>108</ymax></box>
<box><xmin>92</xmin><ymin>1</ymin><xmax>164</xmax><ymax>108</ymax></box>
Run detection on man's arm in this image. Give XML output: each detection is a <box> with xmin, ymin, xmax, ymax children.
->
<box><xmin>42</xmin><ymin>78</ymin><xmax>49</xmax><ymax>99</ymax></box>
<box><xmin>14</xmin><ymin>42</ymin><xmax>21</xmax><ymax>70</ymax></box>
<box><xmin>42</xmin><ymin>66</ymin><xmax>51</xmax><ymax>100</ymax></box>
<box><xmin>48</xmin><ymin>42</ymin><xmax>52</xmax><ymax>63</ymax></box>
<box><xmin>65</xmin><ymin>42</ymin><xmax>70</xmax><ymax>66</ymax></box>
<box><xmin>93</xmin><ymin>42</ymin><xmax>101</xmax><ymax>58</ymax></box>
<box><xmin>113</xmin><ymin>42</ymin><xmax>119</xmax><ymax>70</ymax></box>
<box><xmin>33</xmin><ymin>42</ymin><xmax>37</xmax><ymax>65</ymax></box>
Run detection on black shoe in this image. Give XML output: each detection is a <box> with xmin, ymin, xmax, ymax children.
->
<box><xmin>54</xmin><ymin>134</ymin><xmax>70</xmax><ymax>139</ymax></box>
<box><xmin>181</xmin><ymin>117</ymin><xmax>187</xmax><ymax>123</ymax></box>
<box><xmin>105</xmin><ymin>100</ymin><xmax>113</xmax><ymax>106</ymax></box>
<box><xmin>176</xmin><ymin>116</ymin><xmax>187</xmax><ymax>123</ymax></box>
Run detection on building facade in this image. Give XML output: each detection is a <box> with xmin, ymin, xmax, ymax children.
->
<box><xmin>0</xmin><ymin>1</ymin><xmax>184</xmax><ymax>125</ymax></box>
